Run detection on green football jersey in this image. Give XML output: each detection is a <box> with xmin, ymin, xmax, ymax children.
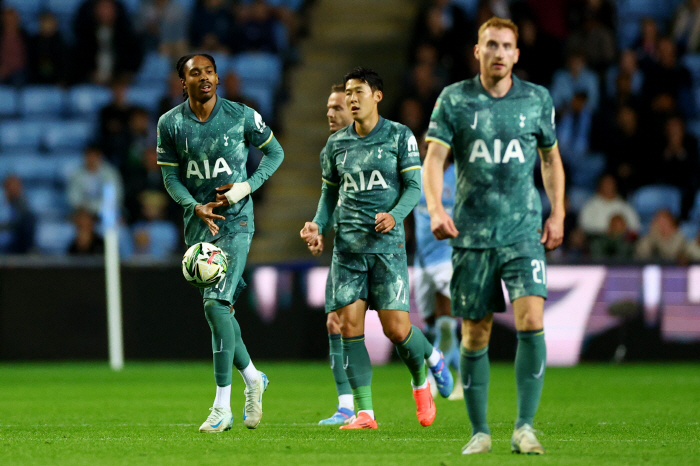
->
<box><xmin>156</xmin><ymin>97</ymin><xmax>273</xmax><ymax>245</ymax></box>
<box><xmin>426</xmin><ymin>75</ymin><xmax>557</xmax><ymax>248</ymax></box>
<box><xmin>320</xmin><ymin>117</ymin><xmax>421</xmax><ymax>253</ymax></box>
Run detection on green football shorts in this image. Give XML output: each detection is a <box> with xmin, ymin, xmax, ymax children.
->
<box><xmin>200</xmin><ymin>232</ymin><xmax>253</xmax><ymax>308</ymax></box>
<box><xmin>325</xmin><ymin>251</ymin><xmax>410</xmax><ymax>313</ymax></box>
<box><xmin>450</xmin><ymin>241</ymin><xmax>547</xmax><ymax>320</ymax></box>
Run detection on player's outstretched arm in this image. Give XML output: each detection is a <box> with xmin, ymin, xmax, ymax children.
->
<box><xmin>424</xmin><ymin>141</ymin><xmax>459</xmax><ymax>239</ymax></box>
<box><xmin>539</xmin><ymin>145</ymin><xmax>565</xmax><ymax>250</ymax></box>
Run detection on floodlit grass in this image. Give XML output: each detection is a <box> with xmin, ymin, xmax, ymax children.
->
<box><xmin>0</xmin><ymin>362</ymin><xmax>698</xmax><ymax>465</ymax></box>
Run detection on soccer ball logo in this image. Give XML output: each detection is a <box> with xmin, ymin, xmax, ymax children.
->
<box><xmin>182</xmin><ymin>242</ymin><xmax>228</xmax><ymax>288</ymax></box>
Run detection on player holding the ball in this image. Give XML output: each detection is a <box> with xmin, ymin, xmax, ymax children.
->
<box><xmin>157</xmin><ymin>54</ymin><xmax>284</xmax><ymax>433</ymax></box>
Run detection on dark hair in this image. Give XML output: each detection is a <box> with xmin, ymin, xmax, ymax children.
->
<box><xmin>331</xmin><ymin>83</ymin><xmax>345</xmax><ymax>93</ymax></box>
<box><xmin>343</xmin><ymin>67</ymin><xmax>383</xmax><ymax>93</ymax></box>
<box><xmin>175</xmin><ymin>54</ymin><xmax>217</xmax><ymax>100</ymax></box>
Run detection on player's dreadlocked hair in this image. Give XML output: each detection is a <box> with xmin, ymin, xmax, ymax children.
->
<box><xmin>343</xmin><ymin>67</ymin><xmax>383</xmax><ymax>93</ymax></box>
<box><xmin>175</xmin><ymin>54</ymin><xmax>217</xmax><ymax>100</ymax></box>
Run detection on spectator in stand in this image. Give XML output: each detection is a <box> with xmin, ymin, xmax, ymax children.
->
<box><xmin>28</xmin><ymin>12</ymin><xmax>68</xmax><ymax>85</ymax></box>
<box><xmin>0</xmin><ymin>176</ymin><xmax>35</xmax><ymax>254</ymax></box>
<box><xmin>222</xmin><ymin>71</ymin><xmax>258</xmax><ymax>110</ymax></box>
<box><xmin>605</xmin><ymin>50</ymin><xmax>644</xmax><ymax>100</ymax></box>
<box><xmin>67</xmin><ymin>145</ymin><xmax>124</xmax><ymax>216</ymax></box>
<box><xmin>634</xmin><ymin>17</ymin><xmax>659</xmax><ymax>70</ymax></box>
<box><xmin>578</xmin><ymin>174</ymin><xmax>641</xmax><ymax>236</ymax></box>
<box><xmin>397</xmin><ymin>97</ymin><xmax>425</xmax><ymax>139</ymax></box>
<box><xmin>557</xmin><ymin>91</ymin><xmax>593</xmax><ymax>162</ymax></box>
<box><xmin>73</xmin><ymin>0</ymin><xmax>142</xmax><ymax>85</ymax></box>
<box><xmin>514</xmin><ymin>17</ymin><xmax>558</xmax><ymax>86</ymax></box>
<box><xmin>635</xmin><ymin>209</ymin><xmax>687</xmax><ymax>263</ymax></box>
<box><xmin>550</xmin><ymin>50</ymin><xmax>600</xmax><ymax>112</ymax></box>
<box><xmin>589</xmin><ymin>214</ymin><xmax>636</xmax><ymax>261</ymax></box>
<box><xmin>124</xmin><ymin>146</ymin><xmax>178</xmax><ymax>224</ymax></box>
<box><xmin>565</xmin><ymin>10</ymin><xmax>616</xmax><ymax>74</ymax></box>
<box><xmin>189</xmin><ymin>0</ymin><xmax>234</xmax><ymax>52</ymax></box>
<box><xmin>100</xmin><ymin>79</ymin><xmax>134</xmax><ymax>169</ymax></box>
<box><xmin>131</xmin><ymin>190</ymin><xmax>179</xmax><ymax>257</ymax></box>
<box><xmin>672</xmin><ymin>0</ymin><xmax>700</xmax><ymax>53</ymax></box>
<box><xmin>124</xmin><ymin>107</ymin><xmax>153</xmax><ymax>174</ymax></box>
<box><xmin>596</xmin><ymin>106</ymin><xmax>646</xmax><ymax>196</ymax></box>
<box><xmin>405</xmin><ymin>62</ymin><xmax>442</xmax><ymax>129</ymax></box>
<box><xmin>135</xmin><ymin>0</ymin><xmax>188</xmax><ymax>58</ymax></box>
<box><xmin>569</xmin><ymin>0</ymin><xmax>616</xmax><ymax>32</ymax></box>
<box><xmin>158</xmin><ymin>72</ymin><xmax>185</xmax><ymax>116</ymax></box>
<box><xmin>68</xmin><ymin>208</ymin><xmax>104</xmax><ymax>255</ymax></box>
<box><xmin>647</xmin><ymin>115</ymin><xmax>700</xmax><ymax>217</ymax></box>
<box><xmin>0</xmin><ymin>8</ymin><xmax>28</xmax><ymax>85</ymax></box>
<box><xmin>642</xmin><ymin>37</ymin><xmax>695</xmax><ymax>118</ymax></box>
<box><xmin>231</xmin><ymin>0</ymin><xmax>279</xmax><ymax>54</ymax></box>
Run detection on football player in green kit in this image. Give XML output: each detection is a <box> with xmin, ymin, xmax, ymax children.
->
<box><xmin>301</xmin><ymin>68</ymin><xmax>453</xmax><ymax>429</ymax></box>
<box><xmin>157</xmin><ymin>54</ymin><xmax>284</xmax><ymax>433</ymax></box>
<box><xmin>424</xmin><ymin>18</ymin><xmax>565</xmax><ymax>454</ymax></box>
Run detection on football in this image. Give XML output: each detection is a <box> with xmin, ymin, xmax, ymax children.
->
<box><xmin>182</xmin><ymin>242</ymin><xmax>228</xmax><ymax>288</ymax></box>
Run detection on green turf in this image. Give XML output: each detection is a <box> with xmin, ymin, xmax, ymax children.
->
<box><xmin>0</xmin><ymin>362</ymin><xmax>698</xmax><ymax>465</ymax></box>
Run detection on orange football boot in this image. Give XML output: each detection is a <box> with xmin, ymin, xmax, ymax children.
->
<box><xmin>339</xmin><ymin>411</ymin><xmax>378</xmax><ymax>429</ymax></box>
<box><xmin>413</xmin><ymin>382</ymin><xmax>436</xmax><ymax>426</ymax></box>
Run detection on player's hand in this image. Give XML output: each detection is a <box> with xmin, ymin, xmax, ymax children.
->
<box><xmin>430</xmin><ymin>209</ymin><xmax>459</xmax><ymax>239</ymax></box>
<box><xmin>300</xmin><ymin>221</ymin><xmax>320</xmax><ymax>242</ymax></box>
<box><xmin>195</xmin><ymin>202</ymin><xmax>226</xmax><ymax>236</ymax></box>
<box><xmin>540</xmin><ymin>213</ymin><xmax>564</xmax><ymax>251</ymax></box>
<box><xmin>216</xmin><ymin>182</ymin><xmax>251</xmax><ymax>206</ymax></box>
<box><xmin>375</xmin><ymin>213</ymin><xmax>395</xmax><ymax>233</ymax></box>
<box><xmin>308</xmin><ymin>235</ymin><xmax>324</xmax><ymax>256</ymax></box>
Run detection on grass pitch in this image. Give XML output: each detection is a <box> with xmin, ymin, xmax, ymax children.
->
<box><xmin>0</xmin><ymin>362</ymin><xmax>698</xmax><ymax>465</ymax></box>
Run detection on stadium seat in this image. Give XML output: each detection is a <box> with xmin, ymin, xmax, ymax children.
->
<box><xmin>132</xmin><ymin>220</ymin><xmax>180</xmax><ymax>258</ymax></box>
<box><xmin>0</xmin><ymin>153</ymin><xmax>56</xmax><ymax>184</ymax></box>
<box><xmin>231</xmin><ymin>53</ymin><xmax>283</xmax><ymax>90</ymax></box>
<box><xmin>26</xmin><ymin>186</ymin><xmax>70</xmax><ymax>220</ymax></box>
<box><xmin>0</xmin><ymin>120</ymin><xmax>45</xmax><ymax>151</ymax></box>
<box><xmin>242</xmin><ymin>85</ymin><xmax>275</xmax><ymax>121</ymax></box>
<box><xmin>20</xmin><ymin>86</ymin><xmax>66</xmax><ymax>118</ymax></box>
<box><xmin>135</xmin><ymin>52</ymin><xmax>172</xmax><ymax>86</ymax></box>
<box><xmin>50</xmin><ymin>151</ymin><xmax>84</xmax><ymax>186</ymax></box>
<box><xmin>68</xmin><ymin>85</ymin><xmax>113</xmax><ymax>117</ymax></box>
<box><xmin>616</xmin><ymin>19</ymin><xmax>640</xmax><ymax>50</ymax></box>
<box><xmin>569</xmin><ymin>153</ymin><xmax>606</xmax><ymax>189</ymax></box>
<box><xmin>630</xmin><ymin>185</ymin><xmax>683</xmax><ymax>229</ymax></box>
<box><xmin>34</xmin><ymin>220</ymin><xmax>76</xmax><ymax>254</ymax></box>
<box><xmin>568</xmin><ymin>187</ymin><xmax>593</xmax><ymax>215</ymax></box>
<box><xmin>126</xmin><ymin>86</ymin><xmax>166</xmax><ymax>113</ymax></box>
<box><xmin>0</xmin><ymin>191</ymin><xmax>12</xmax><ymax>251</ymax></box>
<box><xmin>4</xmin><ymin>0</ymin><xmax>42</xmax><ymax>33</ymax></box>
<box><xmin>46</xmin><ymin>0</ymin><xmax>83</xmax><ymax>43</ymax></box>
<box><xmin>0</xmin><ymin>86</ymin><xmax>19</xmax><ymax>118</ymax></box>
<box><xmin>680</xmin><ymin>221</ymin><xmax>699</xmax><ymax>241</ymax></box>
<box><xmin>688</xmin><ymin>189</ymin><xmax>700</xmax><ymax>222</ymax></box>
<box><xmin>44</xmin><ymin>120</ymin><xmax>95</xmax><ymax>151</ymax></box>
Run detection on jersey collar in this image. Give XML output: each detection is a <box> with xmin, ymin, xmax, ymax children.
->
<box><xmin>474</xmin><ymin>74</ymin><xmax>521</xmax><ymax>100</ymax></box>
<box><xmin>184</xmin><ymin>94</ymin><xmax>222</xmax><ymax>123</ymax></box>
<box><xmin>349</xmin><ymin>116</ymin><xmax>385</xmax><ymax>139</ymax></box>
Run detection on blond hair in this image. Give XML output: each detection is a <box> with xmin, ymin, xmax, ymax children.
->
<box><xmin>478</xmin><ymin>17</ymin><xmax>519</xmax><ymax>44</ymax></box>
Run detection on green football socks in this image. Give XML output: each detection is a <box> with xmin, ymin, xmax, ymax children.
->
<box><xmin>515</xmin><ymin>329</ymin><xmax>546</xmax><ymax>429</ymax></box>
<box><xmin>329</xmin><ymin>334</ymin><xmax>352</xmax><ymax>397</ymax></box>
<box><xmin>230</xmin><ymin>312</ymin><xmax>251</xmax><ymax>370</ymax></box>
<box><xmin>394</xmin><ymin>325</ymin><xmax>433</xmax><ymax>386</ymax></box>
<box><xmin>342</xmin><ymin>335</ymin><xmax>374</xmax><ymax>412</ymax></box>
<box><xmin>460</xmin><ymin>345</ymin><xmax>490</xmax><ymax>435</ymax></box>
<box><xmin>204</xmin><ymin>299</ymin><xmax>236</xmax><ymax>386</ymax></box>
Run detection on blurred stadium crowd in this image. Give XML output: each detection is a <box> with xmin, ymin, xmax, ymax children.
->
<box><xmin>0</xmin><ymin>0</ymin><xmax>304</xmax><ymax>258</ymax></box>
<box><xmin>1</xmin><ymin>0</ymin><xmax>700</xmax><ymax>265</ymax></box>
<box><xmin>394</xmin><ymin>0</ymin><xmax>700</xmax><ymax>264</ymax></box>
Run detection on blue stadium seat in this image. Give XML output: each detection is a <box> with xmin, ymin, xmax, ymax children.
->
<box><xmin>231</xmin><ymin>53</ymin><xmax>283</xmax><ymax>89</ymax></box>
<box><xmin>135</xmin><ymin>52</ymin><xmax>172</xmax><ymax>86</ymax></box>
<box><xmin>0</xmin><ymin>153</ymin><xmax>55</xmax><ymax>184</ymax></box>
<box><xmin>568</xmin><ymin>186</ymin><xmax>593</xmax><ymax>215</ymax></box>
<box><xmin>630</xmin><ymin>185</ymin><xmax>683</xmax><ymax>229</ymax></box>
<box><xmin>68</xmin><ymin>85</ymin><xmax>113</xmax><ymax>117</ymax></box>
<box><xmin>569</xmin><ymin>153</ymin><xmax>606</xmax><ymax>189</ymax></box>
<box><xmin>688</xmin><ymin>189</ymin><xmax>700</xmax><ymax>222</ymax></box>
<box><xmin>0</xmin><ymin>190</ymin><xmax>12</xmax><ymax>251</ymax></box>
<box><xmin>174</xmin><ymin>0</ymin><xmax>196</xmax><ymax>11</ymax></box>
<box><xmin>132</xmin><ymin>220</ymin><xmax>180</xmax><ymax>258</ymax></box>
<box><xmin>617</xmin><ymin>19</ymin><xmax>641</xmax><ymax>50</ymax></box>
<box><xmin>20</xmin><ymin>86</ymin><xmax>66</xmax><ymax>118</ymax></box>
<box><xmin>46</xmin><ymin>0</ymin><xmax>83</xmax><ymax>43</ymax></box>
<box><xmin>26</xmin><ymin>186</ymin><xmax>70</xmax><ymax>220</ymax></box>
<box><xmin>241</xmin><ymin>85</ymin><xmax>274</xmax><ymax>121</ymax></box>
<box><xmin>4</xmin><ymin>0</ymin><xmax>42</xmax><ymax>33</ymax></box>
<box><xmin>34</xmin><ymin>220</ymin><xmax>76</xmax><ymax>254</ymax></box>
<box><xmin>126</xmin><ymin>86</ymin><xmax>166</xmax><ymax>113</ymax></box>
<box><xmin>680</xmin><ymin>221</ymin><xmax>699</xmax><ymax>241</ymax></box>
<box><xmin>0</xmin><ymin>120</ymin><xmax>45</xmax><ymax>151</ymax></box>
<box><xmin>0</xmin><ymin>86</ymin><xmax>19</xmax><ymax>118</ymax></box>
<box><xmin>50</xmin><ymin>151</ymin><xmax>84</xmax><ymax>185</ymax></box>
<box><xmin>44</xmin><ymin>120</ymin><xmax>95</xmax><ymax>151</ymax></box>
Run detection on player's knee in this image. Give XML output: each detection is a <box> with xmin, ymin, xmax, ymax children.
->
<box><xmin>516</xmin><ymin>312</ymin><xmax>543</xmax><ymax>331</ymax></box>
<box><xmin>382</xmin><ymin>323</ymin><xmax>409</xmax><ymax>344</ymax></box>
<box><xmin>326</xmin><ymin>313</ymin><xmax>341</xmax><ymax>334</ymax></box>
<box><xmin>462</xmin><ymin>325</ymin><xmax>490</xmax><ymax>350</ymax></box>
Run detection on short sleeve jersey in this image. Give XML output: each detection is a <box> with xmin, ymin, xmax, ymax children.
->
<box><xmin>414</xmin><ymin>164</ymin><xmax>455</xmax><ymax>267</ymax></box>
<box><xmin>426</xmin><ymin>75</ymin><xmax>557</xmax><ymax>249</ymax></box>
<box><xmin>156</xmin><ymin>97</ymin><xmax>273</xmax><ymax>246</ymax></box>
<box><xmin>321</xmin><ymin>117</ymin><xmax>420</xmax><ymax>253</ymax></box>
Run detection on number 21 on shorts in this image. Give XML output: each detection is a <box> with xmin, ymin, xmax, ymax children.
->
<box><xmin>531</xmin><ymin>259</ymin><xmax>546</xmax><ymax>284</ymax></box>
